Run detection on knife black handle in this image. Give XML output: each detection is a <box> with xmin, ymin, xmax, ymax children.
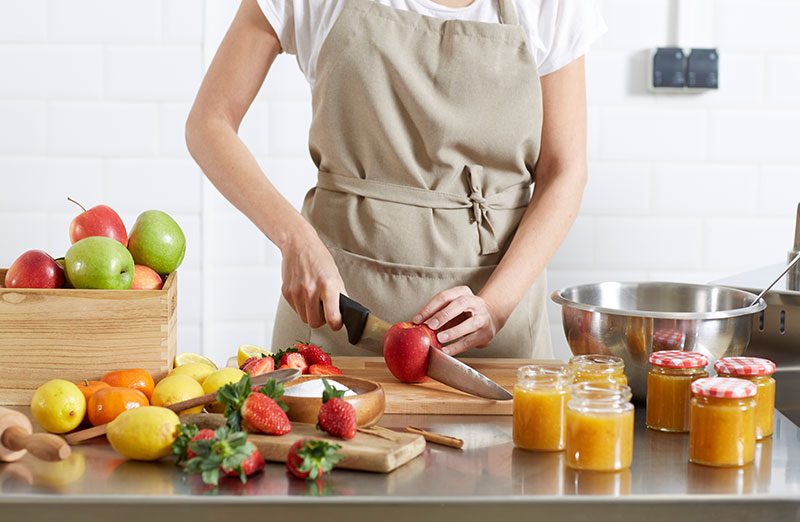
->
<box><xmin>339</xmin><ymin>294</ymin><xmax>370</xmax><ymax>346</ymax></box>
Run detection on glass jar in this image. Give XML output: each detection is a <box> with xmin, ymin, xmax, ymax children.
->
<box><xmin>569</xmin><ymin>355</ymin><xmax>628</xmax><ymax>386</ymax></box>
<box><xmin>646</xmin><ymin>350</ymin><xmax>709</xmax><ymax>432</ymax></box>
<box><xmin>689</xmin><ymin>377</ymin><xmax>757</xmax><ymax>467</ymax></box>
<box><xmin>714</xmin><ymin>357</ymin><xmax>776</xmax><ymax>440</ymax></box>
<box><xmin>513</xmin><ymin>364</ymin><xmax>573</xmax><ymax>451</ymax></box>
<box><xmin>565</xmin><ymin>381</ymin><xmax>634</xmax><ymax>472</ymax></box>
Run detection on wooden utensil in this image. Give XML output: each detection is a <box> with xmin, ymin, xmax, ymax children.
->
<box><xmin>0</xmin><ymin>407</ymin><xmax>71</xmax><ymax>462</ymax></box>
<box><xmin>65</xmin><ymin>367</ymin><xmax>301</xmax><ymax>444</ymax></box>
<box><xmin>281</xmin><ymin>375</ymin><xmax>385</xmax><ymax>427</ymax></box>
<box><xmin>183</xmin><ymin>413</ymin><xmax>425</xmax><ymax>473</ymax></box>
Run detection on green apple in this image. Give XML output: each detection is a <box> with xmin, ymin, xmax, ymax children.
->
<box><xmin>65</xmin><ymin>237</ymin><xmax>135</xmax><ymax>290</ymax></box>
<box><xmin>127</xmin><ymin>210</ymin><xmax>186</xmax><ymax>276</ymax></box>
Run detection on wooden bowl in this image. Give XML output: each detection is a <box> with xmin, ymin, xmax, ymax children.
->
<box><xmin>281</xmin><ymin>375</ymin><xmax>385</xmax><ymax>427</ymax></box>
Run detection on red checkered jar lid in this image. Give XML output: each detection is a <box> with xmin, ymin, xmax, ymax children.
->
<box><xmin>691</xmin><ymin>377</ymin><xmax>757</xmax><ymax>399</ymax></box>
<box><xmin>714</xmin><ymin>357</ymin><xmax>776</xmax><ymax>376</ymax></box>
<box><xmin>648</xmin><ymin>350</ymin><xmax>708</xmax><ymax>368</ymax></box>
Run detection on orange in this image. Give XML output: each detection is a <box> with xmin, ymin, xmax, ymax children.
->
<box><xmin>88</xmin><ymin>386</ymin><xmax>149</xmax><ymax>426</ymax></box>
<box><xmin>75</xmin><ymin>380</ymin><xmax>110</xmax><ymax>423</ymax></box>
<box><xmin>101</xmin><ymin>369</ymin><xmax>155</xmax><ymax>400</ymax></box>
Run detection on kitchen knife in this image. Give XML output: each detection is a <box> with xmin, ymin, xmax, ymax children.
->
<box><xmin>64</xmin><ymin>367</ymin><xmax>302</xmax><ymax>445</ymax></box>
<box><xmin>339</xmin><ymin>294</ymin><xmax>512</xmax><ymax>400</ymax></box>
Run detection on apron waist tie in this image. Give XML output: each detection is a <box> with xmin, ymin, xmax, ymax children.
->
<box><xmin>316</xmin><ymin>167</ymin><xmax>531</xmax><ymax>255</ymax></box>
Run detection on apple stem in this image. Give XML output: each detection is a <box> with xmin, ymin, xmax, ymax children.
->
<box><xmin>67</xmin><ymin>197</ymin><xmax>87</xmax><ymax>213</ymax></box>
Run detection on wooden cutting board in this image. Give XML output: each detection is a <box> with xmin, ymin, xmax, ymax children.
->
<box><xmin>182</xmin><ymin>413</ymin><xmax>425</xmax><ymax>473</ymax></box>
<box><xmin>333</xmin><ymin>356</ymin><xmax>555</xmax><ymax>415</ymax></box>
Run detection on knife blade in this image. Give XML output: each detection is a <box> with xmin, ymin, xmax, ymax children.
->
<box><xmin>338</xmin><ymin>294</ymin><xmax>512</xmax><ymax>400</ymax></box>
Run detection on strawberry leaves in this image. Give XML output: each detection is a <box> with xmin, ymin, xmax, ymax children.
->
<box><xmin>271</xmin><ymin>346</ymin><xmax>300</xmax><ymax>367</ymax></box>
<box><xmin>172</xmin><ymin>423</ymin><xmax>200</xmax><ymax>464</ymax></box>
<box><xmin>290</xmin><ymin>440</ymin><xmax>345</xmax><ymax>480</ymax></box>
<box><xmin>184</xmin><ymin>426</ymin><xmax>256</xmax><ymax>486</ymax></box>
<box><xmin>259</xmin><ymin>378</ymin><xmax>288</xmax><ymax>413</ymax></box>
<box><xmin>216</xmin><ymin>373</ymin><xmax>253</xmax><ymax>431</ymax></box>
<box><xmin>321</xmin><ymin>378</ymin><xmax>345</xmax><ymax>403</ymax></box>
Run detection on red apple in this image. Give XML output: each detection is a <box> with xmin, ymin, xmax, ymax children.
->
<box><xmin>129</xmin><ymin>264</ymin><xmax>163</xmax><ymax>290</ymax></box>
<box><xmin>68</xmin><ymin>198</ymin><xmax>128</xmax><ymax>247</ymax></box>
<box><xmin>4</xmin><ymin>250</ymin><xmax>65</xmax><ymax>289</ymax></box>
<box><xmin>383</xmin><ymin>321</ymin><xmax>441</xmax><ymax>383</ymax></box>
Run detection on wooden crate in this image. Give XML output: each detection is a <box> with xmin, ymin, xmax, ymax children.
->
<box><xmin>0</xmin><ymin>269</ymin><xmax>177</xmax><ymax>405</ymax></box>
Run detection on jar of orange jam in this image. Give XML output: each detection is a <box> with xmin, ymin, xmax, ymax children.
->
<box><xmin>689</xmin><ymin>377</ymin><xmax>757</xmax><ymax>467</ymax></box>
<box><xmin>513</xmin><ymin>364</ymin><xmax>573</xmax><ymax>451</ymax></box>
<box><xmin>565</xmin><ymin>381</ymin><xmax>634</xmax><ymax>472</ymax></box>
<box><xmin>646</xmin><ymin>350</ymin><xmax>709</xmax><ymax>432</ymax></box>
<box><xmin>714</xmin><ymin>357</ymin><xmax>776</xmax><ymax>440</ymax></box>
<box><xmin>569</xmin><ymin>355</ymin><xmax>627</xmax><ymax>386</ymax></box>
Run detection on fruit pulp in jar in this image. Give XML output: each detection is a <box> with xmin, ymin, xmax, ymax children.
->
<box><xmin>513</xmin><ymin>385</ymin><xmax>569</xmax><ymax>451</ymax></box>
<box><xmin>716</xmin><ymin>372</ymin><xmax>775</xmax><ymax>440</ymax></box>
<box><xmin>565</xmin><ymin>407</ymin><xmax>634</xmax><ymax>471</ymax></box>
<box><xmin>689</xmin><ymin>396</ymin><xmax>756</xmax><ymax>467</ymax></box>
<box><xmin>646</xmin><ymin>367</ymin><xmax>708</xmax><ymax>432</ymax></box>
<box><xmin>572</xmin><ymin>369</ymin><xmax>628</xmax><ymax>386</ymax></box>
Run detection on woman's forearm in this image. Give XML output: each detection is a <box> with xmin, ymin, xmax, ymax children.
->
<box><xmin>186</xmin><ymin>111</ymin><xmax>316</xmax><ymax>253</ymax></box>
<box><xmin>479</xmin><ymin>164</ymin><xmax>587</xmax><ymax>324</ymax></box>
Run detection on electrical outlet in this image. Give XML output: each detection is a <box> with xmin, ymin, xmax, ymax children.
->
<box><xmin>648</xmin><ymin>47</ymin><xmax>719</xmax><ymax>93</ymax></box>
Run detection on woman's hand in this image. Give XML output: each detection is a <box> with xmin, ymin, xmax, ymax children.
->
<box><xmin>280</xmin><ymin>225</ymin><xmax>346</xmax><ymax>331</ymax></box>
<box><xmin>413</xmin><ymin>286</ymin><xmax>505</xmax><ymax>356</ymax></box>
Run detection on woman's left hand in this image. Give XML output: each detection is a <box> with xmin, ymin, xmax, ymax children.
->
<box><xmin>412</xmin><ymin>286</ymin><xmax>504</xmax><ymax>356</ymax></box>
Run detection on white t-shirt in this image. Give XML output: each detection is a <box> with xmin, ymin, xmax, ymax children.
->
<box><xmin>257</xmin><ymin>0</ymin><xmax>607</xmax><ymax>86</ymax></box>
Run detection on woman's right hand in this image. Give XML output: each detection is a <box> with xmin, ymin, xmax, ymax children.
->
<box><xmin>280</xmin><ymin>225</ymin><xmax>346</xmax><ymax>331</ymax></box>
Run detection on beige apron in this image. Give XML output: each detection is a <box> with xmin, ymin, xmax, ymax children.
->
<box><xmin>272</xmin><ymin>0</ymin><xmax>552</xmax><ymax>358</ymax></box>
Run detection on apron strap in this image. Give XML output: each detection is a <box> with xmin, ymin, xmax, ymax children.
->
<box><xmin>497</xmin><ymin>0</ymin><xmax>518</xmax><ymax>26</ymax></box>
<box><xmin>316</xmin><ymin>167</ymin><xmax>531</xmax><ymax>256</ymax></box>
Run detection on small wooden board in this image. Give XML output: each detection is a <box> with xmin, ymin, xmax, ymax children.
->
<box><xmin>182</xmin><ymin>413</ymin><xmax>425</xmax><ymax>473</ymax></box>
<box><xmin>333</xmin><ymin>356</ymin><xmax>555</xmax><ymax>415</ymax></box>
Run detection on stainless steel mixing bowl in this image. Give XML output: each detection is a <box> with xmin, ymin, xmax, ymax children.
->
<box><xmin>551</xmin><ymin>281</ymin><xmax>767</xmax><ymax>402</ymax></box>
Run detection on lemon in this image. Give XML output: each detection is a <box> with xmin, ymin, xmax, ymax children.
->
<box><xmin>237</xmin><ymin>344</ymin><xmax>273</xmax><ymax>367</ymax></box>
<box><xmin>151</xmin><ymin>375</ymin><xmax>205</xmax><ymax>415</ymax></box>
<box><xmin>174</xmin><ymin>352</ymin><xmax>218</xmax><ymax>370</ymax></box>
<box><xmin>30</xmin><ymin>379</ymin><xmax>87</xmax><ymax>434</ymax></box>
<box><xmin>168</xmin><ymin>362</ymin><xmax>215</xmax><ymax>383</ymax></box>
<box><xmin>106</xmin><ymin>406</ymin><xmax>180</xmax><ymax>461</ymax></box>
<box><xmin>201</xmin><ymin>368</ymin><xmax>246</xmax><ymax>413</ymax></box>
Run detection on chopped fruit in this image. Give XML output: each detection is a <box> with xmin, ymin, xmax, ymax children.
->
<box><xmin>237</xmin><ymin>344</ymin><xmax>272</xmax><ymax>368</ymax></box>
<box><xmin>293</xmin><ymin>343</ymin><xmax>332</xmax><ymax>366</ymax></box>
<box><xmin>182</xmin><ymin>425</ymin><xmax>263</xmax><ymax>486</ymax></box>
<box><xmin>216</xmin><ymin>373</ymin><xmax>291</xmax><ymax>435</ymax></box>
<box><xmin>286</xmin><ymin>439</ymin><xmax>344</xmax><ymax>480</ymax></box>
<box><xmin>279</xmin><ymin>352</ymin><xmax>309</xmax><ymax>374</ymax></box>
<box><xmin>308</xmin><ymin>364</ymin><xmax>343</xmax><ymax>376</ymax></box>
<box><xmin>317</xmin><ymin>378</ymin><xmax>357</xmax><ymax>439</ymax></box>
<box><xmin>175</xmin><ymin>352</ymin><xmax>218</xmax><ymax>370</ymax></box>
<box><xmin>241</xmin><ymin>356</ymin><xmax>275</xmax><ymax>376</ymax></box>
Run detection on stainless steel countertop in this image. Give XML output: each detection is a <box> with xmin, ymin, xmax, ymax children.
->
<box><xmin>1</xmin><ymin>408</ymin><xmax>799</xmax><ymax>521</ymax></box>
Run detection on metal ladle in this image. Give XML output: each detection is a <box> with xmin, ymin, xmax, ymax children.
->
<box><xmin>751</xmin><ymin>251</ymin><xmax>800</xmax><ymax>307</ymax></box>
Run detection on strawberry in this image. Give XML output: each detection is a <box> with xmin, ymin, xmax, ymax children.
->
<box><xmin>294</xmin><ymin>343</ymin><xmax>332</xmax><ymax>366</ymax></box>
<box><xmin>217</xmin><ymin>373</ymin><xmax>291</xmax><ymax>434</ymax></box>
<box><xmin>183</xmin><ymin>426</ymin><xmax>262</xmax><ymax>486</ymax></box>
<box><xmin>241</xmin><ymin>391</ymin><xmax>292</xmax><ymax>435</ymax></box>
<box><xmin>222</xmin><ymin>445</ymin><xmax>265</xmax><ymax>478</ymax></box>
<box><xmin>279</xmin><ymin>352</ymin><xmax>309</xmax><ymax>374</ymax></box>
<box><xmin>317</xmin><ymin>378</ymin><xmax>357</xmax><ymax>439</ymax></box>
<box><xmin>286</xmin><ymin>439</ymin><xmax>344</xmax><ymax>480</ymax></box>
<box><xmin>172</xmin><ymin>424</ymin><xmax>215</xmax><ymax>463</ymax></box>
<box><xmin>308</xmin><ymin>364</ymin><xmax>343</xmax><ymax>376</ymax></box>
<box><xmin>242</xmin><ymin>356</ymin><xmax>275</xmax><ymax>376</ymax></box>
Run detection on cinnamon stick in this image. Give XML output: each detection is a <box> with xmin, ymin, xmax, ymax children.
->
<box><xmin>404</xmin><ymin>426</ymin><xmax>464</xmax><ymax>449</ymax></box>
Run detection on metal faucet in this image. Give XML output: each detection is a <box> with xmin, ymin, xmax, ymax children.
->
<box><xmin>790</xmin><ymin>202</ymin><xmax>800</xmax><ymax>291</ymax></box>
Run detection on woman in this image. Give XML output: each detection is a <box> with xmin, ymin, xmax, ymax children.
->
<box><xmin>186</xmin><ymin>0</ymin><xmax>605</xmax><ymax>358</ymax></box>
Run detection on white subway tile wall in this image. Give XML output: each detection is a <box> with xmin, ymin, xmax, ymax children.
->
<box><xmin>0</xmin><ymin>1</ymin><xmax>798</xmax><ymax>366</ymax></box>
